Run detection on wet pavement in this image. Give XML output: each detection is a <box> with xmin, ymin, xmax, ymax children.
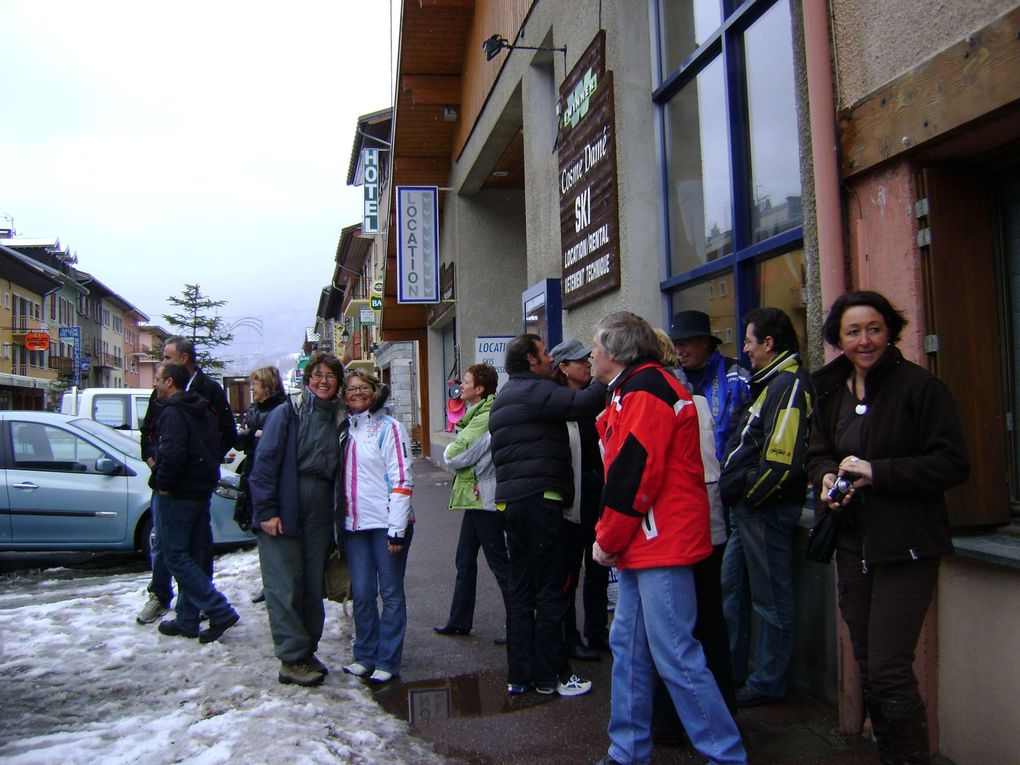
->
<box><xmin>381</xmin><ymin>458</ymin><xmax>884</xmax><ymax>765</ymax></box>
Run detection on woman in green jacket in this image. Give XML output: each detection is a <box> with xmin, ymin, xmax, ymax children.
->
<box><xmin>433</xmin><ymin>364</ymin><xmax>511</xmax><ymax>644</ymax></box>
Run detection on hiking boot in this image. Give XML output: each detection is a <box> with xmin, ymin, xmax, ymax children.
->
<box><xmin>279</xmin><ymin>660</ymin><xmax>325</xmax><ymax>687</ymax></box>
<box><xmin>307</xmin><ymin>655</ymin><xmax>329</xmax><ymax>675</ymax></box>
<box><xmin>157</xmin><ymin>619</ymin><xmax>198</xmax><ymax>639</ymax></box>
<box><xmin>199</xmin><ymin>611</ymin><xmax>239</xmax><ymax>644</ymax></box>
<box><xmin>556</xmin><ymin>674</ymin><xmax>593</xmax><ymax>697</ymax></box>
<box><xmin>136</xmin><ymin>593</ymin><xmax>169</xmax><ymax>625</ymax></box>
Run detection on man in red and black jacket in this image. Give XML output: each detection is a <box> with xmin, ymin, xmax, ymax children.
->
<box><xmin>591</xmin><ymin>311</ymin><xmax>746</xmax><ymax>765</ymax></box>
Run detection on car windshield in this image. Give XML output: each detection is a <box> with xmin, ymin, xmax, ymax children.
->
<box><xmin>71</xmin><ymin>418</ymin><xmax>142</xmax><ymax>459</ymax></box>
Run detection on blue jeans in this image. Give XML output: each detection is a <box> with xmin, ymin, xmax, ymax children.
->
<box><xmin>344</xmin><ymin>526</ymin><xmax>413</xmax><ymax>674</ymax></box>
<box><xmin>721</xmin><ymin>499</ymin><xmax>802</xmax><ymax>698</ymax></box>
<box><xmin>148</xmin><ymin>491</ymin><xmax>214</xmax><ymax>607</ymax></box>
<box><xmin>607</xmin><ymin>566</ymin><xmax>746</xmax><ymax>765</ymax></box>
<box><xmin>156</xmin><ymin>495</ymin><xmax>236</xmax><ymax>633</ymax></box>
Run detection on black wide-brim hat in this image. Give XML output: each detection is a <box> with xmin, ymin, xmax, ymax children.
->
<box><xmin>669</xmin><ymin>310</ymin><xmax>721</xmax><ymax>344</ymax></box>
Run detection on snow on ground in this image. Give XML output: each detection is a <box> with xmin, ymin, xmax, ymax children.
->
<box><xmin>0</xmin><ymin>548</ymin><xmax>448</xmax><ymax>765</ymax></box>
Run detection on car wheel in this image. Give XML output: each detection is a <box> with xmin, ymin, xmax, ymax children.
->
<box><xmin>136</xmin><ymin>514</ymin><xmax>154</xmax><ymax>568</ymax></box>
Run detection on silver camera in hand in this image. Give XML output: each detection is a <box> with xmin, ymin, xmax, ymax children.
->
<box><xmin>826</xmin><ymin>476</ymin><xmax>854</xmax><ymax>503</ymax></box>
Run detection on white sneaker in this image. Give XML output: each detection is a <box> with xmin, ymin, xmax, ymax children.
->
<box><xmin>342</xmin><ymin>662</ymin><xmax>371</xmax><ymax>677</ymax></box>
<box><xmin>556</xmin><ymin>674</ymin><xmax>592</xmax><ymax>697</ymax></box>
<box><xmin>136</xmin><ymin>593</ymin><xmax>169</xmax><ymax>625</ymax></box>
<box><xmin>369</xmin><ymin>669</ymin><xmax>393</xmax><ymax>683</ymax></box>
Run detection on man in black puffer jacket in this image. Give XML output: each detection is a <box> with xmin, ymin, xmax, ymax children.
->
<box><xmin>488</xmin><ymin>334</ymin><xmax>605</xmax><ymax>698</ymax></box>
<box><xmin>151</xmin><ymin>362</ymin><xmax>239</xmax><ymax>644</ymax></box>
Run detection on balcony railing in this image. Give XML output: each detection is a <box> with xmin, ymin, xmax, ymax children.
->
<box><xmin>49</xmin><ymin>356</ymin><xmax>73</xmax><ymax>373</ymax></box>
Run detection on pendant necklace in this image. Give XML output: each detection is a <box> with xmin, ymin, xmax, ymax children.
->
<box><xmin>852</xmin><ymin>375</ymin><xmax>867</xmax><ymax>415</ymax></box>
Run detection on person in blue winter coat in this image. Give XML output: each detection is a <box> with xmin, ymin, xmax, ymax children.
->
<box><xmin>248</xmin><ymin>352</ymin><xmax>346</xmax><ymax>688</ymax></box>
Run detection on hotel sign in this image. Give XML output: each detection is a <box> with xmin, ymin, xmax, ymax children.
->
<box><xmin>362</xmin><ymin>148</ymin><xmax>380</xmax><ymax>235</ymax></box>
<box><xmin>557</xmin><ymin>31</ymin><xmax>621</xmax><ymax>308</ymax></box>
<box><xmin>396</xmin><ymin>186</ymin><xmax>440</xmax><ymax>303</ymax></box>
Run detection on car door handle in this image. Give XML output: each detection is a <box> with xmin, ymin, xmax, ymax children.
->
<box><xmin>12</xmin><ymin>482</ymin><xmax>39</xmax><ymax>490</ymax></box>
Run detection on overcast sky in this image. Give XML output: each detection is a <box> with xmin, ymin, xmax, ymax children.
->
<box><xmin>0</xmin><ymin>1</ymin><xmax>397</xmax><ymax>358</ymax></box>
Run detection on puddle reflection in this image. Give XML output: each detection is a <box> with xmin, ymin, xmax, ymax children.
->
<box><xmin>373</xmin><ymin>670</ymin><xmax>556</xmax><ymax>726</ymax></box>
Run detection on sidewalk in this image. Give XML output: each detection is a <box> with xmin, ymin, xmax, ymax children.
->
<box><xmin>379</xmin><ymin>458</ymin><xmax>883</xmax><ymax>764</ymax></box>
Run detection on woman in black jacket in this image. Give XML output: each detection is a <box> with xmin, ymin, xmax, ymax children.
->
<box><xmin>805</xmin><ymin>291</ymin><xmax>969</xmax><ymax>765</ymax></box>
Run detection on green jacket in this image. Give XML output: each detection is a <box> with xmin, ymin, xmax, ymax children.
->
<box><xmin>444</xmin><ymin>395</ymin><xmax>496</xmax><ymax>511</ymax></box>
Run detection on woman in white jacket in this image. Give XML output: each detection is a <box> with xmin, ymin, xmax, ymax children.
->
<box><xmin>339</xmin><ymin>369</ymin><xmax>414</xmax><ymax>684</ymax></box>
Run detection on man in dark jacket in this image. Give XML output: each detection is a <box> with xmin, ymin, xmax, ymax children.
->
<box><xmin>136</xmin><ymin>335</ymin><xmax>237</xmax><ymax>625</ymax></box>
<box><xmin>488</xmin><ymin>334</ymin><xmax>605</xmax><ymax>698</ymax></box>
<box><xmin>720</xmin><ymin>307</ymin><xmax>813</xmax><ymax>707</ymax></box>
<box><xmin>152</xmin><ymin>362</ymin><xmax>239</xmax><ymax>643</ymax></box>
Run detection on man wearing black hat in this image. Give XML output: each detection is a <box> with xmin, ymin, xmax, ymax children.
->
<box><xmin>668</xmin><ymin>310</ymin><xmax>750</xmax><ymax>464</ymax></box>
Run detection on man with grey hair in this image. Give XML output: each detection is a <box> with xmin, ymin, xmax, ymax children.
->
<box><xmin>591</xmin><ymin>311</ymin><xmax>746</xmax><ymax>765</ymax></box>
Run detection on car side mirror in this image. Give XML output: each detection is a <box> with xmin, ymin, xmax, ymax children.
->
<box><xmin>95</xmin><ymin>457</ymin><xmax>120</xmax><ymax>475</ymax></box>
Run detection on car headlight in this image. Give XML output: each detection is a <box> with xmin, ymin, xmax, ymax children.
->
<box><xmin>215</xmin><ymin>473</ymin><xmax>240</xmax><ymax>500</ymax></box>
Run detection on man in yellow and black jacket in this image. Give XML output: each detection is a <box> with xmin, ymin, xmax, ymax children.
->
<box><xmin>719</xmin><ymin>307</ymin><xmax>813</xmax><ymax>709</ymax></box>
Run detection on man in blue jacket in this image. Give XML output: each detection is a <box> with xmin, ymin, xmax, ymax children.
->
<box><xmin>152</xmin><ymin>362</ymin><xmax>239</xmax><ymax>643</ymax></box>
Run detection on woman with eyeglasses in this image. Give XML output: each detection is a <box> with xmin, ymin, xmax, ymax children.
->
<box><xmin>248</xmin><ymin>352</ymin><xmax>346</xmax><ymax>688</ymax></box>
<box><xmin>337</xmin><ymin>368</ymin><xmax>414</xmax><ymax>684</ymax></box>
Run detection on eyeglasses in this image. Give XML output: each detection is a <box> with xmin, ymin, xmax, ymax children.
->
<box><xmin>309</xmin><ymin>372</ymin><xmax>337</xmax><ymax>382</ymax></box>
<box><xmin>346</xmin><ymin>385</ymin><xmax>373</xmax><ymax>394</ymax></box>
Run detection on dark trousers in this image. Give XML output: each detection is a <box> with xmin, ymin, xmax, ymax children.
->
<box><xmin>562</xmin><ymin>517</ymin><xmax>610</xmax><ymax>646</ymax></box>
<box><xmin>835</xmin><ymin>533</ymin><xmax>939</xmax><ymax>712</ymax></box>
<box><xmin>504</xmin><ymin>495</ymin><xmax>571</xmax><ymax>687</ymax></box>
<box><xmin>157</xmin><ymin>494</ymin><xmax>234</xmax><ymax>632</ymax></box>
<box><xmin>446</xmin><ymin>508</ymin><xmax>512</xmax><ymax>630</ymax></box>
<box><xmin>653</xmin><ymin>543</ymin><xmax>736</xmax><ymax>733</ymax></box>
<box><xmin>148</xmin><ymin>490</ymin><xmax>213</xmax><ymax>606</ymax></box>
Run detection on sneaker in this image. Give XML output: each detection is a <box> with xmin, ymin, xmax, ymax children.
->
<box><xmin>198</xmin><ymin>611</ymin><xmax>239</xmax><ymax>644</ymax></box>
<box><xmin>157</xmin><ymin>619</ymin><xmax>198</xmax><ymax>639</ymax></box>
<box><xmin>556</xmin><ymin>674</ymin><xmax>593</xmax><ymax>697</ymax></box>
<box><xmin>342</xmin><ymin>661</ymin><xmax>371</xmax><ymax>678</ymax></box>
<box><xmin>535</xmin><ymin>682</ymin><xmax>557</xmax><ymax>696</ymax></box>
<box><xmin>136</xmin><ymin>593</ymin><xmax>169</xmax><ymax>625</ymax></box>
<box><xmin>369</xmin><ymin>669</ymin><xmax>393</xmax><ymax>684</ymax></box>
<box><xmin>307</xmin><ymin>655</ymin><xmax>329</xmax><ymax>675</ymax></box>
<box><xmin>506</xmin><ymin>682</ymin><xmax>532</xmax><ymax>695</ymax></box>
<box><xmin>279</xmin><ymin>660</ymin><xmax>325</xmax><ymax>687</ymax></box>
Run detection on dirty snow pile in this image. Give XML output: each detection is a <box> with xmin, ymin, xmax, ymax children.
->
<box><xmin>0</xmin><ymin>548</ymin><xmax>447</xmax><ymax>765</ymax></box>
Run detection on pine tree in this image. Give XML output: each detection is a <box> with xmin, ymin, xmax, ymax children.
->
<box><xmin>162</xmin><ymin>283</ymin><xmax>234</xmax><ymax>371</ymax></box>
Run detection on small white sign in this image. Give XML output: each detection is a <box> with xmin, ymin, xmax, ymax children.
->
<box><xmin>396</xmin><ymin>186</ymin><xmax>439</xmax><ymax>303</ymax></box>
<box><xmin>475</xmin><ymin>335</ymin><xmax>515</xmax><ymax>392</ymax></box>
<box><xmin>360</xmin><ymin>307</ymin><xmax>376</xmax><ymax>325</ymax></box>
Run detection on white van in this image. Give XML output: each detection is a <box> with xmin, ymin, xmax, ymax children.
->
<box><xmin>60</xmin><ymin>387</ymin><xmax>153</xmax><ymax>442</ymax></box>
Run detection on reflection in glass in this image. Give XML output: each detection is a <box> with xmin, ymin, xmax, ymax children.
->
<box><xmin>670</xmin><ymin>271</ymin><xmax>739</xmax><ymax>358</ymax></box>
<box><xmin>756</xmin><ymin>249</ymin><xmax>807</xmax><ymax>352</ymax></box>
<box><xmin>658</xmin><ymin>0</ymin><xmax>723</xmax><ymax>77</ymax></box>
<box><xmin>524</xmin><ymin>294</ymin><xmax>547</xmax><ymax>345</ymax></box>
<box><xmin>745</xmin><ymin>1</ymin><xmax>802</xmax><ymax>243</ymax></box>
<box><xmin>665</xmin><ymin>56</ymin><xmax>732</xmax><ymax>276</ymax></box>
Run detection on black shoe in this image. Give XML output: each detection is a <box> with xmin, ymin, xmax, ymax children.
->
<box><xmin>492</xmin><ymin>635</ymin><xmax>507</xmax><ymax>645</ymax></box>
<box><xmin>735</xmin><ymin>685</ymin><xmax>786</xmax><ymax>707</ymax></box>
<box><xmin>252</xmin><ymin>589</ymin><xmax>266</xmax><ymax>604</ymax></box>
<box><xmin>592</xmin><ymin>756</ymin><xmax>625</xmax><ymax>765</ymax></box>
<box><xmin>587</xmin><ymin>637</ymin><xmax>611</xmax><ymax>652</ymax></box>
<box><xmin>569</xmin><ymin>641</ymin><xmax>601</xmax><ymax>662</ymax></box>
<box><xmin>199</xmin><ymin>612</ymin><xmax>239</xmax><ymax>644</ymax></box>
<box><xmin>433</xmin><ymin>624</ymin><xmax>470</xmax><ymax>636</ymax></box>
<box><xmin>158</xmin><ymin>619</ymin><xmax>198</xmax><ymax>639</ymax></box>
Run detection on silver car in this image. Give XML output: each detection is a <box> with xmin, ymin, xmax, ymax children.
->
<box><xmin>0</xmin><ymin>411</ymin><xmax>253</xmax><ymax>556</ymax></box>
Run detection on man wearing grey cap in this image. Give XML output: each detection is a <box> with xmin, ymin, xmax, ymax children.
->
<box><xmin>550</xmin><ymin>338</ymin><xmax>607</xmax><ymax>662</ymax></box>
<box><xmin>668</xmin><ymin>310</ymin><xmax>750</xmax><ymax>464</ymax></box>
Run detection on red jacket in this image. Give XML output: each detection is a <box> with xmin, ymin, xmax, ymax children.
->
<box><xmin>595</xmin><ymin>361</ymin><xmax>712</xmax><ymax>569</ymax></box>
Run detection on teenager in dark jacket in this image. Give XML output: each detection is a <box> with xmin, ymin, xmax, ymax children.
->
<box><xmin>805</xmin><ymin>291</ymin><xmax>968</xmax><ymax>764</ymax></box>
<box><xmin>488</xmin><ymin>333</ymin><xmax>605</xmax><ymax>698</ymax></box>
<box><xmin>151</xmin><ymin>362</ymin><xmax>238</xmax><ymax>644</ymax></box>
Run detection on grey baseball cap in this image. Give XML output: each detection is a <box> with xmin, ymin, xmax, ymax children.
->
<box><xmin>549</xmin><ymin>338</ymin><xmax>592</xmax><ymax>367</ymax></box>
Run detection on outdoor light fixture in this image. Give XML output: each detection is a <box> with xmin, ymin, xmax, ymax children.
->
<box><xmin>341</xmin><ymin>328</ymin><xmax>351</xmax><ymax>344</ymax></box>
<box><xmin>482</xmin><ymin>33</ymin><xmax>565</xmax><ymax>62</ymax></box>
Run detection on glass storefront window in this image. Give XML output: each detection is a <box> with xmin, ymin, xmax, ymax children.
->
<box><xmin>744</xmin><ymin>1</ymin><xmax>802</xmax><ymax>243</ymax></box>
<box><xmin>755</xmin><ymin>249</ymin><xmax>807</xmax><ymax>353</ymax></box>
<box><xmin>658</xmin><ymin>0</ymin><xmax>723</xmax><ymax>75</ymax></box>
<box><xmin>664</xmin><ymin>56</ymin><xmax>733</xmax><ymax>275</ymax></box>
<box><xmin>670</xmin><ymin>271</ymin><xmax>740</xmax><ymax>358</ymax></box>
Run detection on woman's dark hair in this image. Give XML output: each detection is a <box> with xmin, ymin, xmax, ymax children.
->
<box><xmin>822</xmin><ymin>291</ymin><xmax>907</xmax><ymax>347</ymax></box>
<box><xmin>744</xmin><ymin>307</ymin><xmax>799</xmax><ymax>354</ymax></box>
<box><xmin>466</xmin><ymin>363</ymin><xmax>498</xmax><ymax>397</ymax></box>
<box><xmin>504</xmin><ymin>334</ymin><xmax>542</xmax><ymax>374</ymax></box>
<box><xmin>303</xmin><ymin>352</ymin><xmax>344</xmax><ymax>384</ymax></box>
